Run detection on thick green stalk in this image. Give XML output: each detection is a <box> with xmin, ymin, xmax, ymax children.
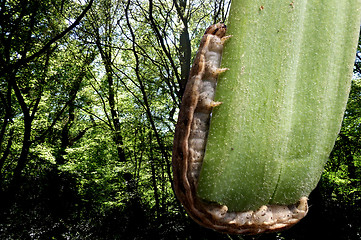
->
<box><xmin>197</xmin><ymin>0</ymin><xmax>361</xmax><ymax>212</ymax></box>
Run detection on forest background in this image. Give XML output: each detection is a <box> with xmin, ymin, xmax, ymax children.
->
<box><xmin>0</xmin><ymin>0</ymin><xmax>361</xmax><ymax>239</ymax></box>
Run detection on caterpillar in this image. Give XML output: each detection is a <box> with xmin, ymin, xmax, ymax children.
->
<box><xmin>172</xmin><ymin>22</ymin><xmax>308</xmax><ymax>234</ymax></box>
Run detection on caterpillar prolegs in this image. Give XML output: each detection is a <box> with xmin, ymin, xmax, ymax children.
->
<box><xmin>172</xmin><ymin>23</ymin><xmax>308</xmax><ymax>235</ymax></box>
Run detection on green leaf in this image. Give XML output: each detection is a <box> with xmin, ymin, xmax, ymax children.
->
<box><xmin>197</xmin><ymin>0</ymin><xmax>361</xmax><ymax>212</ymax></box>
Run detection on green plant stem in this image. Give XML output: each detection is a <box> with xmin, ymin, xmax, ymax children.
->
<box><xmin>197</xmin><ymin>0</ymin><xmax>361</xmax><ymax>212</ymax></box>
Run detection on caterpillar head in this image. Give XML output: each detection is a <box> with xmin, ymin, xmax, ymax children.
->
<box><xmin>205</xmin><ymin>22</ymin><xmax>227</xmax><ymax>38</ymax></box>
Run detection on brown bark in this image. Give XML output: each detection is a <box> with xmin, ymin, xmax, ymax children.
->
<box><xmin>173</xmin><ymin>0</ymin><xmax>191</xmax><ymax>98</ymax></box>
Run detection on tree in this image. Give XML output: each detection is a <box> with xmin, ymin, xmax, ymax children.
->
<box><xmin>0</xmin><ymin>0</ymin><xmax>94</xmax><ymax>200</ymax></box>
<box><xmin>6</xmin><ymin>1</ymin><xmax>361</xmax><ymax>239</ymax></box>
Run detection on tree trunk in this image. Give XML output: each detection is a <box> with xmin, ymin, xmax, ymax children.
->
<box><xmin>179</xmin><ymin>26</ymin><xmax>191</xmax><ymax>98</ymax></box>
<box><xmin>174</xmin><ymin>0</ymin><xmax>191</xmax><ymax>98</ymax></box>
<box><xmin>149</xmin><ymin>132</ymin><xmax>160</xmax><ymax>217</ymax></box>
<box><xmin>95</xmin><ymin>24</ymin><xmax>127</xmax><ymax>163</ymax></box>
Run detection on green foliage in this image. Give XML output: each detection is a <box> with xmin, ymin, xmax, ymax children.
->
<box><xmin>0</xmin><ymin>0</ymin><xmax>360</xmax><ymax>239</ymax></box>
<box><xmin>324</xmin><ymin>78</ymin><xmax>361</xmax><ymax>205</ymax></box>
<box><xmin>0</xmin><ymin>0</ymin><xmax>231</xmax><ymax>239</ymax></box>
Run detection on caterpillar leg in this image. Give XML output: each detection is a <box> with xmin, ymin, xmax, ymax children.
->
<box><xmin>210</xmin><ymin>67</ymin><xmax>229</xmax><ymax>77</ymax></box>
<box><xmin>210</xmin><ymin>101</ymin><xmax>222</xmax><ymax>107</ymax></box>
<box><xmin>215</xmin><ymin>68</ymin><xmax>229</xmax><ymax>74</ymax></box>
<box><xmin>221</xmin><ymin>35</ymin><xmax>232</xmax><ymax>44</ymax></box>
<box><xmin>196</xmin><ymin>99</ymin><xmax>222</xmax><ymax>112</ymax></box>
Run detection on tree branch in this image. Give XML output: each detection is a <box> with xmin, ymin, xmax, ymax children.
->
<box><xmin>15</xmin><ymin>0</ymin><xmax>94</xmax><ymax>69</ymax></box>
<box><xmin>148</xmin><ymin>0</ymin><xmax>182</xmax><ymax>96</ymax></box>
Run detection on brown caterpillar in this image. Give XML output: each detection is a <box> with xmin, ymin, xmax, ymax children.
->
<box><xmin>172</xmin><ymin>23</ymin><xmax>308</xmax><ymax>235</ymax></box>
